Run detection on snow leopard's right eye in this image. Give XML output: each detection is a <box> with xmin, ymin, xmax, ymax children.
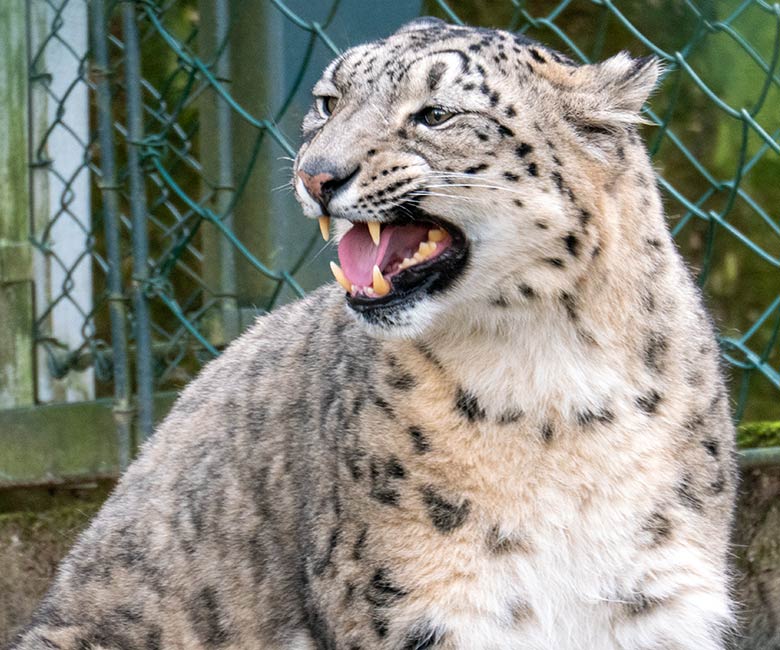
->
<box><xmin>417</xmin><ymin>106</ymin><xmax>455</xmax><ymax>127</ymax></box>
<box><xmin>317</xmin><ymin>96</ymin><xmax>339</xmax><ymax>117</ymax></box>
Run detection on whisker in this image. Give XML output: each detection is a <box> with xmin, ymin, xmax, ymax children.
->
<box><xmin>424</xmin><ymin>183</ymin><xmax>525</xmax><ymax>195</ymax></box>
<box><xmin>409</xmin><ymin>191</ymin><xmax>483</xmax><ymax>203</ymax></box>
<box><xmin>309</xmin><ymin>238</ymin><xmax>337</xmax><ymax>263</ymax></box>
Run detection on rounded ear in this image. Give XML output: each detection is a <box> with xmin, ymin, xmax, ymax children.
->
<box><xmin>577</xmin><ymin>53</ymin><xmax>663</xmax><ymax>127</ymax></box>
<box><xmin>594</xmin><ymin>53</ymin><xmax>663</xmax><ymax>115</ymax></box>
<box><xmin>394</xmin><ymin>16</ymin><xmax>448</xmax><ymax>35</ymax></box>
<box><xmin>559</xmin><ymin>53</ymin><xmax>663</xmax><ymax>158</ymax></box>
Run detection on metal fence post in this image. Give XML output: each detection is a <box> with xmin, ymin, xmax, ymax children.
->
<box><xmin>217</xmin><ymin>0</ymin><xmax>289</xmax><ymax>317</ymax></box>
<box><xmin>28</xmin><ymin>0</ymin><xmax>95</xmax><ymax>404</ymax></box>
<box><xmin>92</xmin><ymin>0</ymin><xmax>133</xmax><ymax>469</ymax></box>
<box><xmin>0</xmin><ymin>0</ymin><xmax>34</xmax><ymax>409</ymax></box>
<box><xmin>199</xmin><ymin>0</ymin><xmax>240</xmax><ymax>346</ymax></box>
<box><xmin>122</xmin><ymin>3</ymin><xmax>154</xmax><ymax>442</ymax></box>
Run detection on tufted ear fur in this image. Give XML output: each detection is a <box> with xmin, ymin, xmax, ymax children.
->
<box><xmin>394</xmin><ymin>16</ymin><xmax>448</xmax><ymax>35</ymax></box>
<box><xmin>553</xmin><ymin>52</ymin><xmax>661</xmax><ymax>159</ymax></box>
<box><xmin>570</xmin><ymin>53</ymin><xmax>662</xmax><ymax>130</ymax></box>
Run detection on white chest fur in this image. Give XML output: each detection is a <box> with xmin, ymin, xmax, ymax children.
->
<box><xmin>417</xmin><ymin>456</ymin><xmax>663</xmax><ymax>650</ymax></box>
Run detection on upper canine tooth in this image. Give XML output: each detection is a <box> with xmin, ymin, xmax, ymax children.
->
<box><xmin>428</xmin><ymin>228</ymin><xmax>446</xmax><ymax>242</ymax></box>
<box><xmin>368</xmin><ymin>221</ymin><xmax>381</xmax><ymax>246</ymax></box>
<box><xmin>329</xmin><ymin>261</ymin><xmax>352</xmax><ymax>293</ymax></box>
<box><xmin>372</xmin><ymin>265</ymin><xmax>390</xmax><ymax>297</ymax></box>
<box><xmin>318</xmin><ymin>216</ymin><xmax>331</xmax><ymax>241</ymax></box>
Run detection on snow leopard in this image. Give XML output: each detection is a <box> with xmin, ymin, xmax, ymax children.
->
<box><xmin>8</xmin><ymin>17</ymin><xmax>736</xmax><ymax>650</ymax></box>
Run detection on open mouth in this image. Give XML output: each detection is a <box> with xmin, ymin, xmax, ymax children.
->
<box><xmin>322</xmin><ymin>207</ymin><xmax>469</xmax><ymax>315</ymax></box>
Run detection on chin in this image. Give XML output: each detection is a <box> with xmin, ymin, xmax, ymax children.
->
<box><xmin>347</xmin><ymin>294</ymin><xmax>449</xmax><ymax>340</ymax></box>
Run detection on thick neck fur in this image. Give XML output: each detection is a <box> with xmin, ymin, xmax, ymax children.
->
<box><xmin>413</xmin><ymin>150</ymin><xmax>703</xmax><ymax>425</ymax></box>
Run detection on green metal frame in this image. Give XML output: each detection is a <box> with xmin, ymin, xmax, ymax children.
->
<box><xmin>0</xmin><ymin>394</ymin><xmax>176</xmax><ymax>488</ymax></box>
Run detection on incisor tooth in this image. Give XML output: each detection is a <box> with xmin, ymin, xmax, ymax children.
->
<box><xmin>428</xmin><ymin>228</ymin><xmax>446</xmax><ymax>242</ymax></box>
<box><xmin>372</xmin><ymin>265</ymin><xmax>390</xmax><ymax>297</ymax></box>
<box><xmin>329</xmin><ymin>261</ymin><xmax>352</xmax><ymax>293</ymax></box>
<box><xmin>368</xmin><ymin>221</ymin><xmax>381</xmax><ymax>246</ymax></box>
<box><xmin>318</xmin><ymin>216</ymin><xmax>330</xmax><ymax>241</ymax></box>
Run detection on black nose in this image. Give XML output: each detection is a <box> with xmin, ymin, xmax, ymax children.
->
<box><xmin>298</xmin><ymin>163</ymin><xmax>359</xmax><ymax>208</ymax></box>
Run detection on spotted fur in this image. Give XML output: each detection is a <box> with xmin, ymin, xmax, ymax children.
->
<box><xmin>10</xmin><ymin>18</ymin><xmax>736</xmax><ymax>650</ymax></box>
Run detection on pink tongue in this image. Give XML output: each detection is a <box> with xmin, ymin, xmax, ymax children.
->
<box><xmin>338</xmin><ymin>223</ymin><xmax>429</xmax><ymax>286</ymax></box>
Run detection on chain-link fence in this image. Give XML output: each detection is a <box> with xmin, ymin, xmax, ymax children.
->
<box><xmin>10</xmin><ymin>0</ymin><xmax>780</xmax><ymax>469</ymax></box>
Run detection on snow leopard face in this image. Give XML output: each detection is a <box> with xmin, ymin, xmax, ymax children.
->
<box><xmin>293</xmin><ymin>17</ymin><xmax>659</xmax><ymax>337</ymax></box>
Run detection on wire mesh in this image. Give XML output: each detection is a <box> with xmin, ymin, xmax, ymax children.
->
<box><xmin>26</xmin><ymin>0</ymin><xmax>780</xmax><ymax>429</ymax></box>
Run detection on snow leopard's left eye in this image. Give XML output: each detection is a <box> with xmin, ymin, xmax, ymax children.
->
<box><xmin>417</xmin><ymin>106</ymin><xmax>455</xmax><ymax>127</ymax></box>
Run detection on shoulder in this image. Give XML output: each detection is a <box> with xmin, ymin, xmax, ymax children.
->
<box><xmin>169</xmin><ymin>284</ymin><xmax>355</xmax><ymax>412</ymax></box>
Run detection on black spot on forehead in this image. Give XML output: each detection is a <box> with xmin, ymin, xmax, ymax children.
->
<box><xmin>427</xmin><ymin>61</ymin><xmax>447</xmax><ymax>90</ymax></box>
<box><xmin>513</xmin><ymin>33</ymin><xmax>537</xmax><ymax>47</ymax></box>
<box><xmin>397</xmin><ymin>48</ymin><xmax>473</xmax><ymax>81</ymax></box>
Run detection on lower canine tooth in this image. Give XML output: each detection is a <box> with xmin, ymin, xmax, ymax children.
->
<box><xmin>372</xmin><ymin>265</ymin><xmax>390</xmax><ymax>297</ymax></box>
<box><xmin>428</xmin><ymin>229</ymin><xmax>446</xmax><ymax>242</ymax></box>
<box><xmin>329</xmin><ymin>261</ymin><xmax>352</xmax><ymax>292</ymax></box>
<box><xmin>318</xmin><ymin>216</ymin><xmax>330</xmax><ymax>241</ymax></box>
